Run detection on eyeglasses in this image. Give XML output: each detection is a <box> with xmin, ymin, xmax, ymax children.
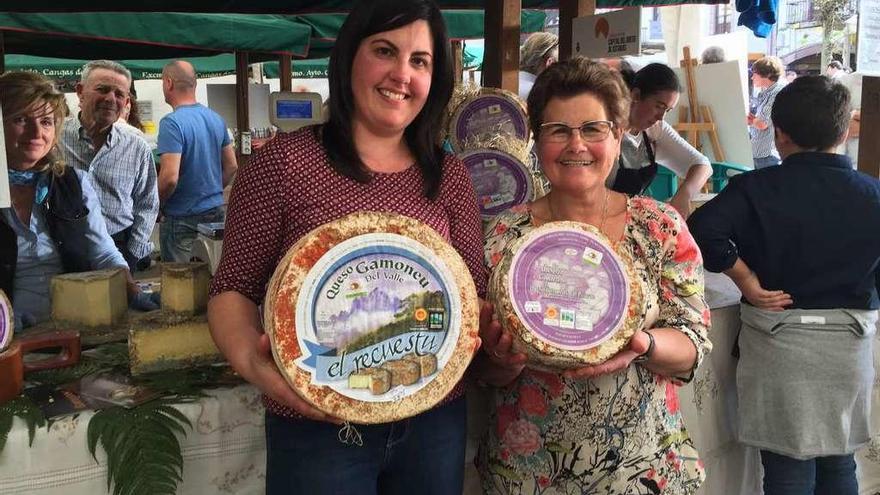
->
<box><xmin>539</xmin><ymin>120</ymin><xmax>615</xmax><ymax>143</ymax></box>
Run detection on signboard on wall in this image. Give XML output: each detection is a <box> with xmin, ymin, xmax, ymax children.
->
<box><xmin>571</xmin><ymin>9</ymin><xmax>641</xmax><ymax>59</ymax></box>
<box><xmin>858</xmin><ymin>0</ymin><xmax>880</xmax><ymax>75</ymax></box>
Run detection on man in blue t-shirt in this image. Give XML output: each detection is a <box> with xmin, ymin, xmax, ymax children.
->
<box><xmin>157</xmin><ymin>60</ymin><xmax>237</xmax><ymax>262</ymax></box>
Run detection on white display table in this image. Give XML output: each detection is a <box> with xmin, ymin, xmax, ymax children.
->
<box><xmin>0</xmin><ymin>384</ymin><xmax>266</xmax><ymax>495</ymax></box>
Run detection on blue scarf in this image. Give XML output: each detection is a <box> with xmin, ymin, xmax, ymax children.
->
<box><xmin>7</xmin><ymin>169</ymin><xmax>50</xmax><ymax>204</ymax></box>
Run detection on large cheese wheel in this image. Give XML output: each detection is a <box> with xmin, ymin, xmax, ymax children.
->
<box><xmin>0</xmin><ymin>289</ymin><xmax>12</xmax><ymax>352</ymax></box>
<box><xmin>449</xmin><ymin>88</ymin><xmax>528</xmax><ymax>153</ymax></box>
<box><xmin>264</xmin><ymin>212</ymin><xmax>479</xmax><ymax>423</ymax></box>
<box><xmin>460</xmin><ymin>148</ymin><xmax>537</xmax><ymax>219</ymax></box>
<box><xmin>489</xmin><ymin>221</ymin><xmax>645</xmax><ymax>370</ymax></box>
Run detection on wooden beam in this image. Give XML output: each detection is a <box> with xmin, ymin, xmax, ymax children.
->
<box><xmin>482</xmin><ymin>0</ymin><xmax>520</xmax><ymax>92</ymax></box>
<box><xmin>559</xmin><ymin>0</ymin><xmax>596</xmax><ymax>61</ymax></box>
<box><xmin>235</xmin><ymin>51</ymin><xmax>250</xmax><ymax>166</ymax></box>
<box><xmin>279</xmin><ymin>54</ymin><xmax>292</xmax><ymax>92</ymax></box>
<box><xmin>858</xmin><ymin>76</ymin><xmax>880</xmax><ymax>178</ymax></box>
<box><xmin>451</xmin><ymin>40</ymin><xmax>463</xmax><ymax>85</ymax></box>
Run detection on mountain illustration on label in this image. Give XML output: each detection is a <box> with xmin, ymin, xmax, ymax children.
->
<box><xmin>294</xmin><ymin>233</ymin><xmax>463</xmax><ymax>403</ymax></box>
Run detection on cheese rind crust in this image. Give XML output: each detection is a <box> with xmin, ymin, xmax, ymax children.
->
<box><xmin>264</xmin><ymin>212</ymin><xmax>480</xmax><ymax>424</ymax></box>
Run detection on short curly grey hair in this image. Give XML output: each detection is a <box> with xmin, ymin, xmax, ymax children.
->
<box><xmin>80</xmin><ymin>59</ymin><xmax>132</xmax><ymax>85</ymax></box>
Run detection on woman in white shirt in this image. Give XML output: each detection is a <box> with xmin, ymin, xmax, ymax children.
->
<box><xmin>609</xmin><ymin>63</ymin><xmax>712</xmax><ymax>218</ymax></box>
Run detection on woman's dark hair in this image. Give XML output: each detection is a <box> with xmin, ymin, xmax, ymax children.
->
<box><xmin>619</xmin><ymin>62</ymin><xmax>680</xmax><ymax>99</ymax></box>
<box><xmin>322</xmin><ymin>0</ymin><xmax>453</xmax><ymax>199</ymax></box>
<box><xmin>771</xmin><ymin>75</ymin><xmax>851</xmax><ymax>151</ymax></box>
<box><xmin>527</xmin><ymin>57</ymin><xmax>630</xmax><ymax>140</ymax></box>
<box><xmin>127</xmin><ymin>83</ymin><xmax>145</xmax><ymax>132</ymax></box>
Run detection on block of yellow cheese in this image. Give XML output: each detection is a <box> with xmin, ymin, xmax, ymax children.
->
<box><xmin>51</xmin><ymin>269</ymin><xmax>128</xmax><ymax>327</ymax></box>
<box><xmin>128</xmin><ymin>312</ymin><xmax>222</xmax><ymax>375</ymax></box>
<box><xmin>347</xmin><ymin>367</ymin><xmax>392</xmax><ymax>395</ymax></box>
<box><xmin>160</xmin><ymin>262</ymin><xmax>210</xmax><ymax>315</ymax></box>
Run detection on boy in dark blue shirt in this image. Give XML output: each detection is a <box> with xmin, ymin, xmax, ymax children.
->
<box><xmin>689</xmin><ymin>75</ymin><xmax>880</xmax><ymax>495</ymax></box>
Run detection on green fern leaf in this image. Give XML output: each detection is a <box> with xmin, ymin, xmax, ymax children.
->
<box><xmin>87</xmin><ymin>398</ymin><xmax>191</xmax><ymax>495</ymax></box>
<box><xmin>0</xmin><ymin>396</ymin><xmax>45</xmax><ymax>451</ymax></box>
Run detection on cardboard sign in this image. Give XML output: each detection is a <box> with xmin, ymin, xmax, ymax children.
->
<box><xmin>572</xmin><ymin>9</ymin><xmax>641</xmax><ymax>59</ymax></box>
<box><xmin>858</xmin><ymin>0</ymin><xmax>880</xmax><ymax>76</ymax></box>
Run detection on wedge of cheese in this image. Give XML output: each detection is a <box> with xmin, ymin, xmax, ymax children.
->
<box><xmin>348</xmin><ymin>367</ymin><xmax>392</xmax><ymax>395</ymax></box>
<box><xmin>128</xmin><ymin>312</ymin><xmax>222</xmax><ymax>375</ymax></box>
<box><xmin>161</xmin><ymin>262</ymin><xmax>210</xmax><ymax>315</ymax></box>
<box><xmin>381</xmin><ymin>359</ymin><xmax>421</xmax><ymax>387</ymax></box>
<box><xmin>51</xmin><ymin>269</ymin><xmax>128</xmax><ymax>327</ymax></box>
<box><xmin>403</xmin><ymin>353</ymin><xmax>438</xmax><ymax>378</ymax></box>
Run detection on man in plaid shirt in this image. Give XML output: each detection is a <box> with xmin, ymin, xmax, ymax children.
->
<box><xmin>59</xmin><ymin>59</ymin><xmax>159</xmax><ymax>272</ymax></box>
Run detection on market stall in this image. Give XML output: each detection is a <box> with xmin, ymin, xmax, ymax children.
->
<box><xmin>9</xmin><ymin>4</ymin><xmax>876</xmax><ymax>495</ymax></box>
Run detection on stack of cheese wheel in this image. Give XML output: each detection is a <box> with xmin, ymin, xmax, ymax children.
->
<box><xmin>460</xmin><ymin>148</ymin><xmax>538</xmax><ymax>220</ymax></box>
<box><xmin>449</xmin><ymin>88</ymin><xmax>528</xmax><ymax>153</ymax></box>
<box><xmin>264</xmin><ymin>212</ymin><xmax>479</xmax><ymax>423</ymax></box>
<box><xmin>0</xmin><ymin>290</ymin><xmax>12</xmax><ymax>353</ymax></box>
<box><xmin>489</xmin><ymin>221</ymin><xmax>645</xmax><ymax>370</ymax></box>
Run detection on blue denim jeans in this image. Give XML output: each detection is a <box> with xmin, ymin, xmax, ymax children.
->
<box><xmin>754</xmin><ymin>155</ymin><xmax>781</xmax><ymax>169</ymax></box>
<box><xmin>761</xmin><ymin>450</ymin><xmax>858</xmax><ymax>495</ymax></box>
<box><xmin>265</xmin><ymin>395</ymin><xmax>467</xmax><ymax>495</ymax></box>
<box><xmin>159</xmin><ymin>207</ymin><xmax>224</xmax><ymax>263</ymax></box>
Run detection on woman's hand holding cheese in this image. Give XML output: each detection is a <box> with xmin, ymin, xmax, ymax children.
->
<box><xmin>477</xmin><ymin>302</ymin><xmax>526</xmax><ymax>386</ymax></box>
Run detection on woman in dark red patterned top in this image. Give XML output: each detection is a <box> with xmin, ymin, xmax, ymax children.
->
<box><xmin>207</xmin><ymin>1</ymin><xmax>487</xmax><ymax>493</ymax></box>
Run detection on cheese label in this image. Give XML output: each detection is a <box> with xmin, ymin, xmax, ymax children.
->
<box><xmin>461</xmin><ymin>150</ymin><xmax>534</xmax><ymax>218</ymax></box>
<box><xmin>0</xmin><ymin>289</ymin><xmax>11</xmax><ymax>352</ymax></box>
<box><xmin>508</xmin><ymin>228</ymin><xmax>630</xmax><ymax>350</ymax></box>
<box><xmin>294</xmin><ymin>233</ymin><xmax>462</xmax><ymax>403</ymax></box>
<box><xmin>454</xmin><ymin>94</ymin><xmax>528</xmax><ymax>145</ymax></box>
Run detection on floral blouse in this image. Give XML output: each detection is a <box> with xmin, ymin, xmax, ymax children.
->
<box><xmin>476</xmin><ymin>196</ymin><xmax>712</xmax><ymax>495</ymax></box>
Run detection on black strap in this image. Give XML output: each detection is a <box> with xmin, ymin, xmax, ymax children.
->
<box><xmin>611</xmin><ymin>131</ymin><xmax>659</xmax><ymax>196</ymax></box>
<box><xmin>643</xmin><ymin>131</ymin><xmax>656</xmax><ymax>165</ymax></box>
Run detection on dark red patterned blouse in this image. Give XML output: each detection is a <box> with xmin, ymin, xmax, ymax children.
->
<box><xmin>210</xmin><ymin>126</ymin><xmax>488</xmax><ymax>419</ymax></box>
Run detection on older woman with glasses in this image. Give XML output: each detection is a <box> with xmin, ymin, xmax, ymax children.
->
<box><xmin>475</xmin><ymin>58</ymin><xmax>711</xmax><ymax>495</ymax></box>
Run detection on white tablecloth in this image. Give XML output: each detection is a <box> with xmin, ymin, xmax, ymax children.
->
<box><xmin>6</xmin><ymin>271</ymin><xmax>880</xmax><ymax>495</ymax></box>
<box><xmin>0</xmin><ymin>384</ymin><xmax>266</xmax><ymax>495</ymax></box>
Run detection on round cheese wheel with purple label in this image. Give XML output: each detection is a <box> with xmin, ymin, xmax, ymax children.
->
<box><xmin>460</xmin><ymin>149</ymin><xmax>536</xmax><ymax>219</ymax></box>
<box><xmin>0</xmin><ymin>290</ymin><xmax>12</xmax><ymax>353</ymax></box>
<box><xmin>264</xmin><ymin>212</ymin><xmax>479</xmax><ymax>423</ymax></box>
<box><xmin>449</xmin><ymin>88</ymin><xmax>528</xmax><ymax>152</ymax></box>
<box><xmin>489</xmin><ymin>221</ymin><xmax>645</xmax><ymax>370</ymax></box>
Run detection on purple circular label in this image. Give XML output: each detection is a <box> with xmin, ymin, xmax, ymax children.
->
<box><xmin>454</xmin><ymin>95</ymin><xmax>528</xmax><ymax>145</ymax></box>
<box><xmin>0</xmin><ymin>291</ymin><xmax>11</xmax><ymax>352</ymax></box>
<box><xmin>509</xmin><ymin>229</ymin><xmax>629</xmax><ymax>350</ymax></box>
<box><xmin>461</xmin><ymin>151</ymin><xmax>532</xmax><ymax>218</ymax></box>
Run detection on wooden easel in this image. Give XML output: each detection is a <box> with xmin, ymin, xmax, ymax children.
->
<box><xmin>672</xmin><ymin>46</ymin><xmax>726</xmax><ymax>163</ymax></box>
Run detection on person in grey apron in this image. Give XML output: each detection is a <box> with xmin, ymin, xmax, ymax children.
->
<box><xmin>609</xmin><ymin>63</ymin><xmax>712</xmax><ymax>219</ymax></box>
<box><xmin>688</xmin><ymin>75</ymin><xmax>880</xmax><ymax>495</ymax></box>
